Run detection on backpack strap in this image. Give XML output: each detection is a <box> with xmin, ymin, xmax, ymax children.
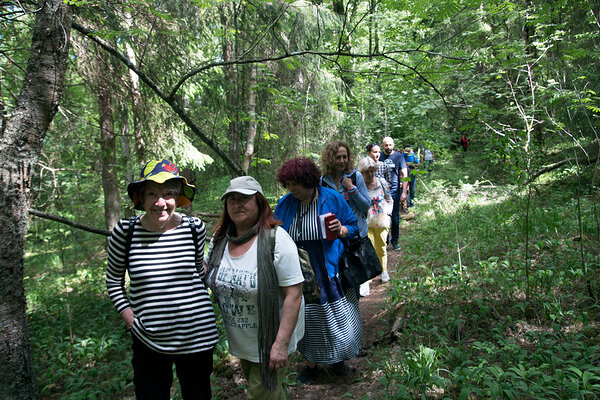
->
<box><xmin>378</xmin><ymin>177</ymin><xmax>389</xmax><ymax>197</ymax></box>
<box><xmin>320</xmin><ymin>176</ymin><xmax>335</xmax><ymax>190</ymax></box>
<box><xmin>384</xmin><ymin>158</ymin><xmax>399</xmax><ymax>178</ymax></box>
<box><xmin>188</xmin><ymin>215</ymin><xmax>200</xmax><ymax>253</ymax></box>
<box><xmin>124</xmin><ymin>215</ymin><xmax>138</xmax><ymax>270</ymax></box>
<box><xmin>268</xmin><ymin>227</ymin><xmax>277</xmax><ymax>256</ymax></box>
<box><xmin>125</xmin><ymin>215</ymin><xmax>200</xmax><ymax>264</ymax></box>
<box><xmin>350</xmin><ymin>170</ymin><xmax>357</xmax><ymax>186</ymax></box>
<box><xmin>321</xmin><ymin>172</ymin><xmax>357</xmax><ymax>190</ymax></box>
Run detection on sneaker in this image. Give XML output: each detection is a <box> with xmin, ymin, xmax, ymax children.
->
<box><xmin>381</xmin><ymin>271</ymin><xmax>390</xmax><ymax>283</ymax></box>
<box><xmin>393</xmin><ymin>244</ymin><xmax>401</xmax><ymax>250</ymax></box>
<box><xmin>359</xmin><ymin>282</ymin><xmax>370</xmax><ymax>297</ymax></box>
<box><xmin>296</xmin><ymin>366</ymin><xmax>317</xmax><ymax>384</ymax></box>
<box><xmin>331</xmin><ymin>361</ymin><xmax>348</xmax><ymax>377</ymax></box>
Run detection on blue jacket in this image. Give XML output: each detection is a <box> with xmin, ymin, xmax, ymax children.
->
<box><xmin>320</xmin><ymin>170</ymin><xmax>370</xmax><ymax>238</ymax></box>
<box><xmin>274</xmin><ymin>186</ymin><xmax>358</xmax><ymax>278</ymax></box>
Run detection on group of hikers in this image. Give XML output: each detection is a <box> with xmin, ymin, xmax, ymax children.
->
<box><xmin>105</xmin><ymin>136</ymin><xmax>436</xmax><ymax>399</ymax></box>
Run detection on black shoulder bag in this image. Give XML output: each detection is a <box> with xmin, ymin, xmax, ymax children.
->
<box><xmin>341</xmin><ymin>236</ymin><xmax>382</xmax><ymax>291</ymax></box>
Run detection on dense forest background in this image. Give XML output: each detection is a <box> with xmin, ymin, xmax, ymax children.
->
<box><xmin>1</xmin><ymin>0</ymin><xmax>599</xmax><ymax>398</ymax></box>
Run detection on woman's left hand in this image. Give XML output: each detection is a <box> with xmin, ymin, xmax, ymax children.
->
<box><xmin>328</xmin><ymin>218</ymin><xmax>348</xmax><ymax>237</ymax></box>
<box><xmin>269</xmin><ymin>341</ymin><xmax>289</xmax><ymax>370</ymax></box>
<box><xmin>341</xmin><ymin>177</ymin><xmax>353</xmax><ymax>191</ymax></box>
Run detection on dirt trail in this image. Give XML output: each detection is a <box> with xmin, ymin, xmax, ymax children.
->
<box><xmin>216</xmin><ymin>251</ymin><xmax>402</xmax><ymax>400</ymax></box>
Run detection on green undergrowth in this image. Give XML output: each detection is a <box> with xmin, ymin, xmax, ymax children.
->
<box><xmin>23</xmin><ymin>149</ymin><xmax>600</xmax><ymax>399</ymax></box>
<box><xmin>371</xmin><ymin>151</ymin><xmax>600</xmax><ymax>399</ymax></box>
<box><xmin>24</xmin><ymin>224</ymin><xmax>230</xmax><ymax>399</ymax></box>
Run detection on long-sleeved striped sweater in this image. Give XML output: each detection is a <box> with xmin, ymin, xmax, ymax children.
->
<box><xmin>106</xmin><ymin>215</ymin><xmax>218</xmax><ymax>354</ymax></box>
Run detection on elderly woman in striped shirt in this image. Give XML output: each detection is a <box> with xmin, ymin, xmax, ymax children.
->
<box><xmin>106</xmin><ymin>159</ymin><xmax>218</xmax><ymax>400</ymax></box>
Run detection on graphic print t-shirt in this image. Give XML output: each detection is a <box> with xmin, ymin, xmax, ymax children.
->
<box><xmin>213</xmin><ymin>227</ymin><xmax>305</xmax><ymax>362</ymax></box>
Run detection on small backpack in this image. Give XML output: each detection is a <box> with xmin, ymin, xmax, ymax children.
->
<box><xmin>269</xmin><ymin>228</ymin><xmax>321</xmax><ymax>304</ymax></box>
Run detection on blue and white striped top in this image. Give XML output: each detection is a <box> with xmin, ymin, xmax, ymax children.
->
<box><xmin>106</xmin><ymin>215</ymin><xmax>218</xmax><ymax>354</ymax></box>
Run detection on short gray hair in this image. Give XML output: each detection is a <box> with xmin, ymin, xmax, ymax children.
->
<box><xmin>357</xmin><ymin>156</ymin><xmax>377</xmax><ymax>173</ymax></box>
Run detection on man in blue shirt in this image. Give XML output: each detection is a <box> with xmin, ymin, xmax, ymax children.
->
<box><xmin>380</xmin><ymin>137</ymin><xmax>408</xmax><ymax>250</ymax></box>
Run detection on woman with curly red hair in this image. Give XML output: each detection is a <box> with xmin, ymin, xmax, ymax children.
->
<box><xmin>274</xmin><ymin>157</ymin><xmax>362</xmax><ymax>384</ymax></box>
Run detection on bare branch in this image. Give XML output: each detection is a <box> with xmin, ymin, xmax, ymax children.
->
<box><xmin>28</xmin><ymin>209</ymin><xmax>110</xmax><ymax>236</ymax></box>
<box><xmin>27</xmin><ymin>209</ymin><xmax>222</xmax><ymax>237</ymax></box>
<box><xmin>71</xmin><ymin>21</ymin><xmax>245</xmax><ymax>176</ymax></box>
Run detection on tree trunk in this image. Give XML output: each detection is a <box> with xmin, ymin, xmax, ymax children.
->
<box><xmin>118</xmin><ymin>103</ymin><xmax>135</xmax><ymax>217</ymax></box>
<box><xmin>220</xmin><ymin>3</ymin><xmax>241</xmax><ymax>173</ymax></box>
<box><xmin>242</xmin><ymin>63</ymin><xmax>257</xmax><ymax>174</ymax></box>
<box><xmin>123</xmin><ymin>10</ymin><xmax>146</xmax><ymax>163</ymax></box>
<box><xmin>0</xmin><ymin>68</ymin><xmax>6</xmax><ymax>137</ymax></box>
<box><xmin>93</xmin><ymin>50</ymin><xmax>121</xmax><ymax>230</ymax></box>
<box><xmin>0</xmin><ymin>1</ymin><xmax>72</xmax><ymax>398</ymax></box>
<box><xmin>369</xmin><ymin>0</ymin><xmax>379</xmax><ymax>55</ymax></box>
<box><xmin>524</xmin><ymin>0</ymin><xmax>543</xmax><ymax>145</ymax></box>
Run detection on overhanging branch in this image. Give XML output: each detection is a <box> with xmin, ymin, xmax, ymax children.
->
<box><xmin>525</xmin><ymin>151</ymin><xmax>600</xmax><ymax>185</ymax></box>
<box><xmin>28</xmin><ymin>209</ymin><xmax>110</xmax><ymax>236</ymax></box>
<box><xmin>171</xmin><ymin>49</ymin><xmax>469</xmax><ymax>97</ymax></box>
<box><xmin>72</xmin><ymin>19</ymin><xmax>472</xmax><ymax>167</ymax></box>
<box><xmin>71</xmin><ymin>21</ymin><xmax>245</xmax><ymax>176</ymax></box>
<box><xmin>28</xmin><ymin>209</ymin><xmax>222</xmax><ymax>237</ymax></box>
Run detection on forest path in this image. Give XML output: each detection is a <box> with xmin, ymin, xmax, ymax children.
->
<box><xmin>216</xmin><ymin>249</ymin><xmax>404</xmax><ymax>399</ymax></box>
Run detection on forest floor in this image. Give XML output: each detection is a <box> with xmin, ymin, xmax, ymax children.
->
<box><xmin>214</xmin><ymin>243</ymin><xmax>408</xmax><ymax>399</ymax></box>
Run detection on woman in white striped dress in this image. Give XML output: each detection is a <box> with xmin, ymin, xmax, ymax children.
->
<box><xmin>106</xmin><ymin>159</ymin><xmax>218</xmax><ymax>400</ymax></box>
<box><xmin>274</xmin><ymin>157</ymin><xmax>361</xmax><ymax>384</ymax></box>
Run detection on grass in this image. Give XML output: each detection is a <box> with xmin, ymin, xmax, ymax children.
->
<box><xmin>23</xmin><ymin>148</ymin><xmax>600</xmax><ymax>399</ymax></box>
<box><xmin>372</xmin><ymin>150</ymin><xmax>600</xmax><ymax>398</ymax></box>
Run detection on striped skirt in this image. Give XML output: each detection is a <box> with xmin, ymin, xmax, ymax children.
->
<box><xmin>296</xmin><ymin>240</ymin><xmax>363</xmax><ymax>364</ymax></box>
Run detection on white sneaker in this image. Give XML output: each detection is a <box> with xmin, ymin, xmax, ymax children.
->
<box><xmin>359</xmin><ymin>282</ymin><xmax>370</xmax><ymax>297</ymax></box>
<box><xmin>381</xmin><ymin>271</ymin><xmax>390</xmax><ymax>283</ymax></box>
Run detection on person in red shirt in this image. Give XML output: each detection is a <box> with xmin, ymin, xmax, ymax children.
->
<box><xmin>460</xmin><ymin>136</ymin><xmax>470</xmax><ymax>151</ymax></box>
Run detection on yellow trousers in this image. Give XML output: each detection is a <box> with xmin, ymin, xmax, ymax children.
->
<box><xmin>368</xmin><ymin>226</ymin><xmax>388</xmax><ymax>274</ymax></box>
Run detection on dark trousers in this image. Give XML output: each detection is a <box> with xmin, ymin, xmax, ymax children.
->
<box><xmin>389</xmin><ymin>190</ymin><xmax>400</xmax><ymax>246</ymax></box>
<box><xmin>424</xmin><ymin>160</ymin><xmax>433</xmax><ymax>176</ymax></box>
<box><xmin>131</xmin><ymin>334</ymin><xmax>214</xmax><ymax>400</ymax></box>
<box><xmin>407</xmin><ymin>176</ymin><xmax>416</xmax><ymax>207</ymax></box>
